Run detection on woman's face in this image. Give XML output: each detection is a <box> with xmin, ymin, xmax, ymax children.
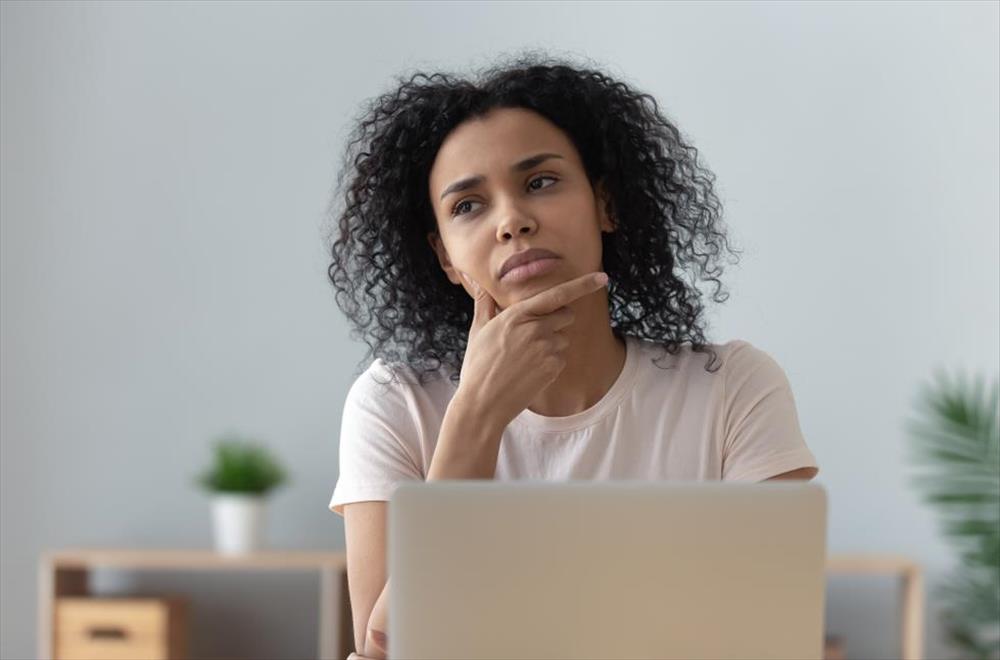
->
<box><xmin>427</xmin><ymin>107</ymin><xmax>614</xmax><ymax>310</ymax></box>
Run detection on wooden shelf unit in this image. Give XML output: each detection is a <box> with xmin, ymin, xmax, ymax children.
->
<box><xmin>38</xmin><ymin>549</ymin><xmax>352</xmax><ymax>660</ymax></box>
<box><xmin>39</xmin><ymin>549</ymin><xmax>923</xmax><ymax>660</ymax></box>
<box><xmin>825</xmin><ymin>553</ymin><xmax>924</xmax><ymax>660</ymax></box>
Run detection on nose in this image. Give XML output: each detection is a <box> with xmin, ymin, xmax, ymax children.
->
<box><xmin>497</xmin><ymin>216</ymin><xmax>536</xmax><ymax>241</ymax></box>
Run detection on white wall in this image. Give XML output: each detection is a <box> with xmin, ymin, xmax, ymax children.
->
<box><xmin>2</xmin><ymin>2</ymin><xmax>997</xmax><ymax>658</ymax></box>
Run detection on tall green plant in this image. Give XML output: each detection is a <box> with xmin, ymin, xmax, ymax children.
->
<box><xmin>905</xmin><ymin>368</ymin><xmax>999</xmax><ymax>660</ymax></box>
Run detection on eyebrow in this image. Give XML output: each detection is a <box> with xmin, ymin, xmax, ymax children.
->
<box><xmin>439</xmin><ymin>152</ymin><xmax>565</xmax><ymax>201</ymax></box>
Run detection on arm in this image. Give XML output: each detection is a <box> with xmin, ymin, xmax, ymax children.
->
<box><xmin>356</xmin><ymin>392</ymin><xmax>507</xmax><ymax>658</ymax></box>
<box><xmin>343</xmin><ymin>501</ymin><xmax>388</xmax><ymax>657</ymax></box>
<box><xmin>764</xmin><ymin>466</ymin><xmax>817</xmax><ymax>481</ymax></box>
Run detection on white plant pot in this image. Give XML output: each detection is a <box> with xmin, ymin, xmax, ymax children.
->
<box><xmin>211</xmin><ymin>493</ymin><xmax>266</xmax><ymax>555</ymax></box>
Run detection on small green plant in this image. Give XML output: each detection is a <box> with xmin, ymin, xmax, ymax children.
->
<box><xmin>904</xmin><ymin>368</ymin><xmax>999</xmax><ymax>660</ymax></box>
<box><xmin>196</xmin><ymin>434</ymin><xmax>288</xmax><ymax>495</ymax></box>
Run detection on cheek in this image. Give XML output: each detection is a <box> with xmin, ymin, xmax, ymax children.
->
<box><xmin>458</xmin><ymin>236</ymin><xmax>495</xmax><ymax>280</ymax></box>
<box><xmin>443</xmin><ymin>241</ymin><xmax>493</xmax><ymax>287</ymax></box>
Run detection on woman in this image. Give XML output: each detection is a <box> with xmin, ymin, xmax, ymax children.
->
<box><xmin>325</xmin><ymin>52</ymin><xmax>819</xmax><ymax>659</ymax></box>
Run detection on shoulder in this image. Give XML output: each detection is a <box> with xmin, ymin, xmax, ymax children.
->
<box><xmin>344</xmin><ymin>356</ymin><xmax>454</xmax><ymax>422</ymax></box>
<box><xmin>716</xmin><ymin>339</ymin><xmax>788</xmax><ymax>380</ymax></box>
<box><xmin>628</xmin><ymin>336</ymin><xmax>771</xmax><ymax>377</ymax></box>
<box><xmin>713</xmin><ymin>339</ymin><xmax>797</xmax><ymax>405</ymax></box>
<box><xmin>348</xmin><ymin>357</ymin><xmax>415</xmax><ymax>397</ymax></box>
<box><xmin>341</xmin><ymin>358</ymin><xmax>416</xmax><ymax>421</ymax></box>
<box><xmin>628</xmin><ymin>338</ymin><xmax>791</xmax><ymax>398</ymax></box>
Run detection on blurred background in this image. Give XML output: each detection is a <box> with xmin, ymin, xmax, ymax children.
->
<box><xmin>2</xmin><ymin>1</ymin><xmax>997</xmax><ymax>659</ymax></box>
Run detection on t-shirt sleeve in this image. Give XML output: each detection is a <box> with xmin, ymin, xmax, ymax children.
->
<box><xmin>720</xmin><ymin>341</ymin><xmax>820</xmax><ymax>482</ymax></box>
<box><xmin>328</xmin><ymin>361</ymin><xmax>424</xmax><ymax>517</ymax></box>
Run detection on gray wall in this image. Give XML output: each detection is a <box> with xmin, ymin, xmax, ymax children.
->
<box><xmin>2</xmin><ymin>2</ymin><xmax>997</xmax><ymax>659</ymax></box>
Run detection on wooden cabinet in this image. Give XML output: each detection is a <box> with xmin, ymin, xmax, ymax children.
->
<box><xmin>38</xmin><ymin>549</ymin><xmax>351</xmax><ymax>660</ymax></box>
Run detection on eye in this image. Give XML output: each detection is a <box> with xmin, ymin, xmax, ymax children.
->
<box><xmin>450</xmin><ymin>175</ymin><xmax>559</xmax><ymax>218</ymax></box>
<box><xmin>450</xmin><ymin>198</ymin><xmax>480</xmax><ymax>218</ymax></box>
<box><xmin>527</xmin><ymin>175</ymin><xmax>558</xmax><ymax>191</ymax></box>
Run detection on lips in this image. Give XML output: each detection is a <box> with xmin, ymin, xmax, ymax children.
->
<box><xmin>499</xmin><ymin>248</ymin><xmax>561</xmax><ymax>279</ymax></box>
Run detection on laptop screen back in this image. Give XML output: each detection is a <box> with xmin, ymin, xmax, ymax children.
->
<box><xmin>389</xmin><ymin>481</ymin><xmax>827</xmax><ymax>660</ymax></box>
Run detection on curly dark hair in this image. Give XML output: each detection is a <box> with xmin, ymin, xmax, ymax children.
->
<box><xmin>325</xmin><ymin>51</ymin><xmax>742</xmax><ymax>388</ymax></box>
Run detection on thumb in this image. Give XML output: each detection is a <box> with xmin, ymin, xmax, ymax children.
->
<box><xmin>459</xmin><ymin>270</ymin><xmax>496</xmax><ymax>328</ymax></box>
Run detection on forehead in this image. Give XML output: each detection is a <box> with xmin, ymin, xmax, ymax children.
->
<box><xmin>428</xmin><ymin>107</ymin><xmax>579</xmax><ymax>196</ymax></box>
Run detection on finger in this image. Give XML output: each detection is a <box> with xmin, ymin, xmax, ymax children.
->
<box><xmin>459</xmin><ymin>270</ymin><xmax>497</xmax><ymax>328</ymax></box>
<box><xmin>519</xmin><ymin>272</ymin><xmax>608</xmax><ymax>318</ymax></box>
<box><xmin>539</xmin><ymin>305</ymin><xmax>576</xmax><ymax>332</ymax></box>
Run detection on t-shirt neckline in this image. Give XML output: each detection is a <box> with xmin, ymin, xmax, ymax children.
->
<box><xmin>510</xmin><ymin>334</ymin><xmax>640</xmax><ymax>433</ymax></box>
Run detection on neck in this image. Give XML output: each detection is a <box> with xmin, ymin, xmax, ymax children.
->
<box><xmin>526</xmin><ymin>289</ymin><xmax>626</xmax><ymax>417</ymax></box>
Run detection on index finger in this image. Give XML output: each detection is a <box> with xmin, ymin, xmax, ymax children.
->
<box><xmin>515</xmin><ymin>272</ymin><xmax>608</xmax><ymax>317</ymax></box>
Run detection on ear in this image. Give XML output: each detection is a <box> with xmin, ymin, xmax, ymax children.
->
<box><xmin>595</xmin><ymin>178</ymin><xmax>617</xmax><ymax>234</ymax></box>
<box><xmin>426</xmin><ymin>231</ymin><xmax>462</xmax><ymax>285</ymax></box>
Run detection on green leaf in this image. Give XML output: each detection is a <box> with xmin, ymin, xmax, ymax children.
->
<box><xmin>904</xmin><ymin>369</ymin><xmax>1000</xmax><ymax>658</ymax></box>
<box><xmin>196</xmin><ymin>434</ymin><xmax>288</xmax><ymax>495</ymax></box>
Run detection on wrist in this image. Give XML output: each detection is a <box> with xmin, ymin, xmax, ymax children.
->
<box><xmin>450</xmin><ymin>385</ymin><xmax>509</xmax><ymax>435</ymax></box>
<box><xmin>426</xmin><ymin>388</ymin><xmax>507</xmax><ymax>481</ymax></box>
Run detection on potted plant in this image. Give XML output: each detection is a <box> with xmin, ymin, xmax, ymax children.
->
<box><xmin>196</xmin><ymin>434</ymin><xmax>288</xmax><ymax>555</ymax></box>
<box><xmin>904</xmin><ymin>368</ymin><xmax>999</xmax><ymax>660</ymax></box>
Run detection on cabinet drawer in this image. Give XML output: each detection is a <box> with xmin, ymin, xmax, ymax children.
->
<box><xmin>56</xmin><ymin>636</ymin><xmax>168</xmax><ymax>660</ymax></box>
<box><xmin>55</xmin><ymin>597</ymin><xmax>187</xmax><ymax>660</ymax></box>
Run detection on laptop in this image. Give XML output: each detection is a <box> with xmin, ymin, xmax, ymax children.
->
<box><xmin>388</xmin><ymin>481</ymin><xmax>827</xmax><ymax>660</ymax></box>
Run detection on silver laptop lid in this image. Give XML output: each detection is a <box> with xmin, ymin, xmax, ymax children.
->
<box><xmin>389</xmin><ymin>481</ymin><xmax>827</xmax><ymax>660</ymax></box>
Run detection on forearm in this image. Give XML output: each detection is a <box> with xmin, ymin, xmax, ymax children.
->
<box><xmin>363</xmin><ymin>393</ymin><xmax>506</xmax><ymax>656</ymax></box>
<box><xmin>362</xmin><ymin>579</ymin><xmax>389</xmax><ymax>658</ymax></box>
<box><xmin>426</xmin><ymin>389</ymin><xmax>507</xmax><ymax>481</ymax></box>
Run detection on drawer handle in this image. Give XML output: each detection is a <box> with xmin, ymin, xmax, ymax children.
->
<box><xmin>87</xmin><ymin>626</ymin><xmax>128</xmax><ymax>640</ymax></box>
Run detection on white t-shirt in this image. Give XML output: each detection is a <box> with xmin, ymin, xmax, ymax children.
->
<box><xmin>329</xmin><ymin>336</ymin><xmax>819</xmax><ymax>516</ymax></box>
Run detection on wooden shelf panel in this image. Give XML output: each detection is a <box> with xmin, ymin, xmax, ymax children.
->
<box><xmin>42</xmin><ymin>548</ymin><xmax>347</xmax><ymax>571</ymax></box>
<box><xmin>825</xmin><ymin>554</ymin><xmax>921</xmax><ymax>575</ymax></box>
<box><xmin>44</xmin><ymin>549</ymin><xmax>914</xmax><ymax>573</ymax></box>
